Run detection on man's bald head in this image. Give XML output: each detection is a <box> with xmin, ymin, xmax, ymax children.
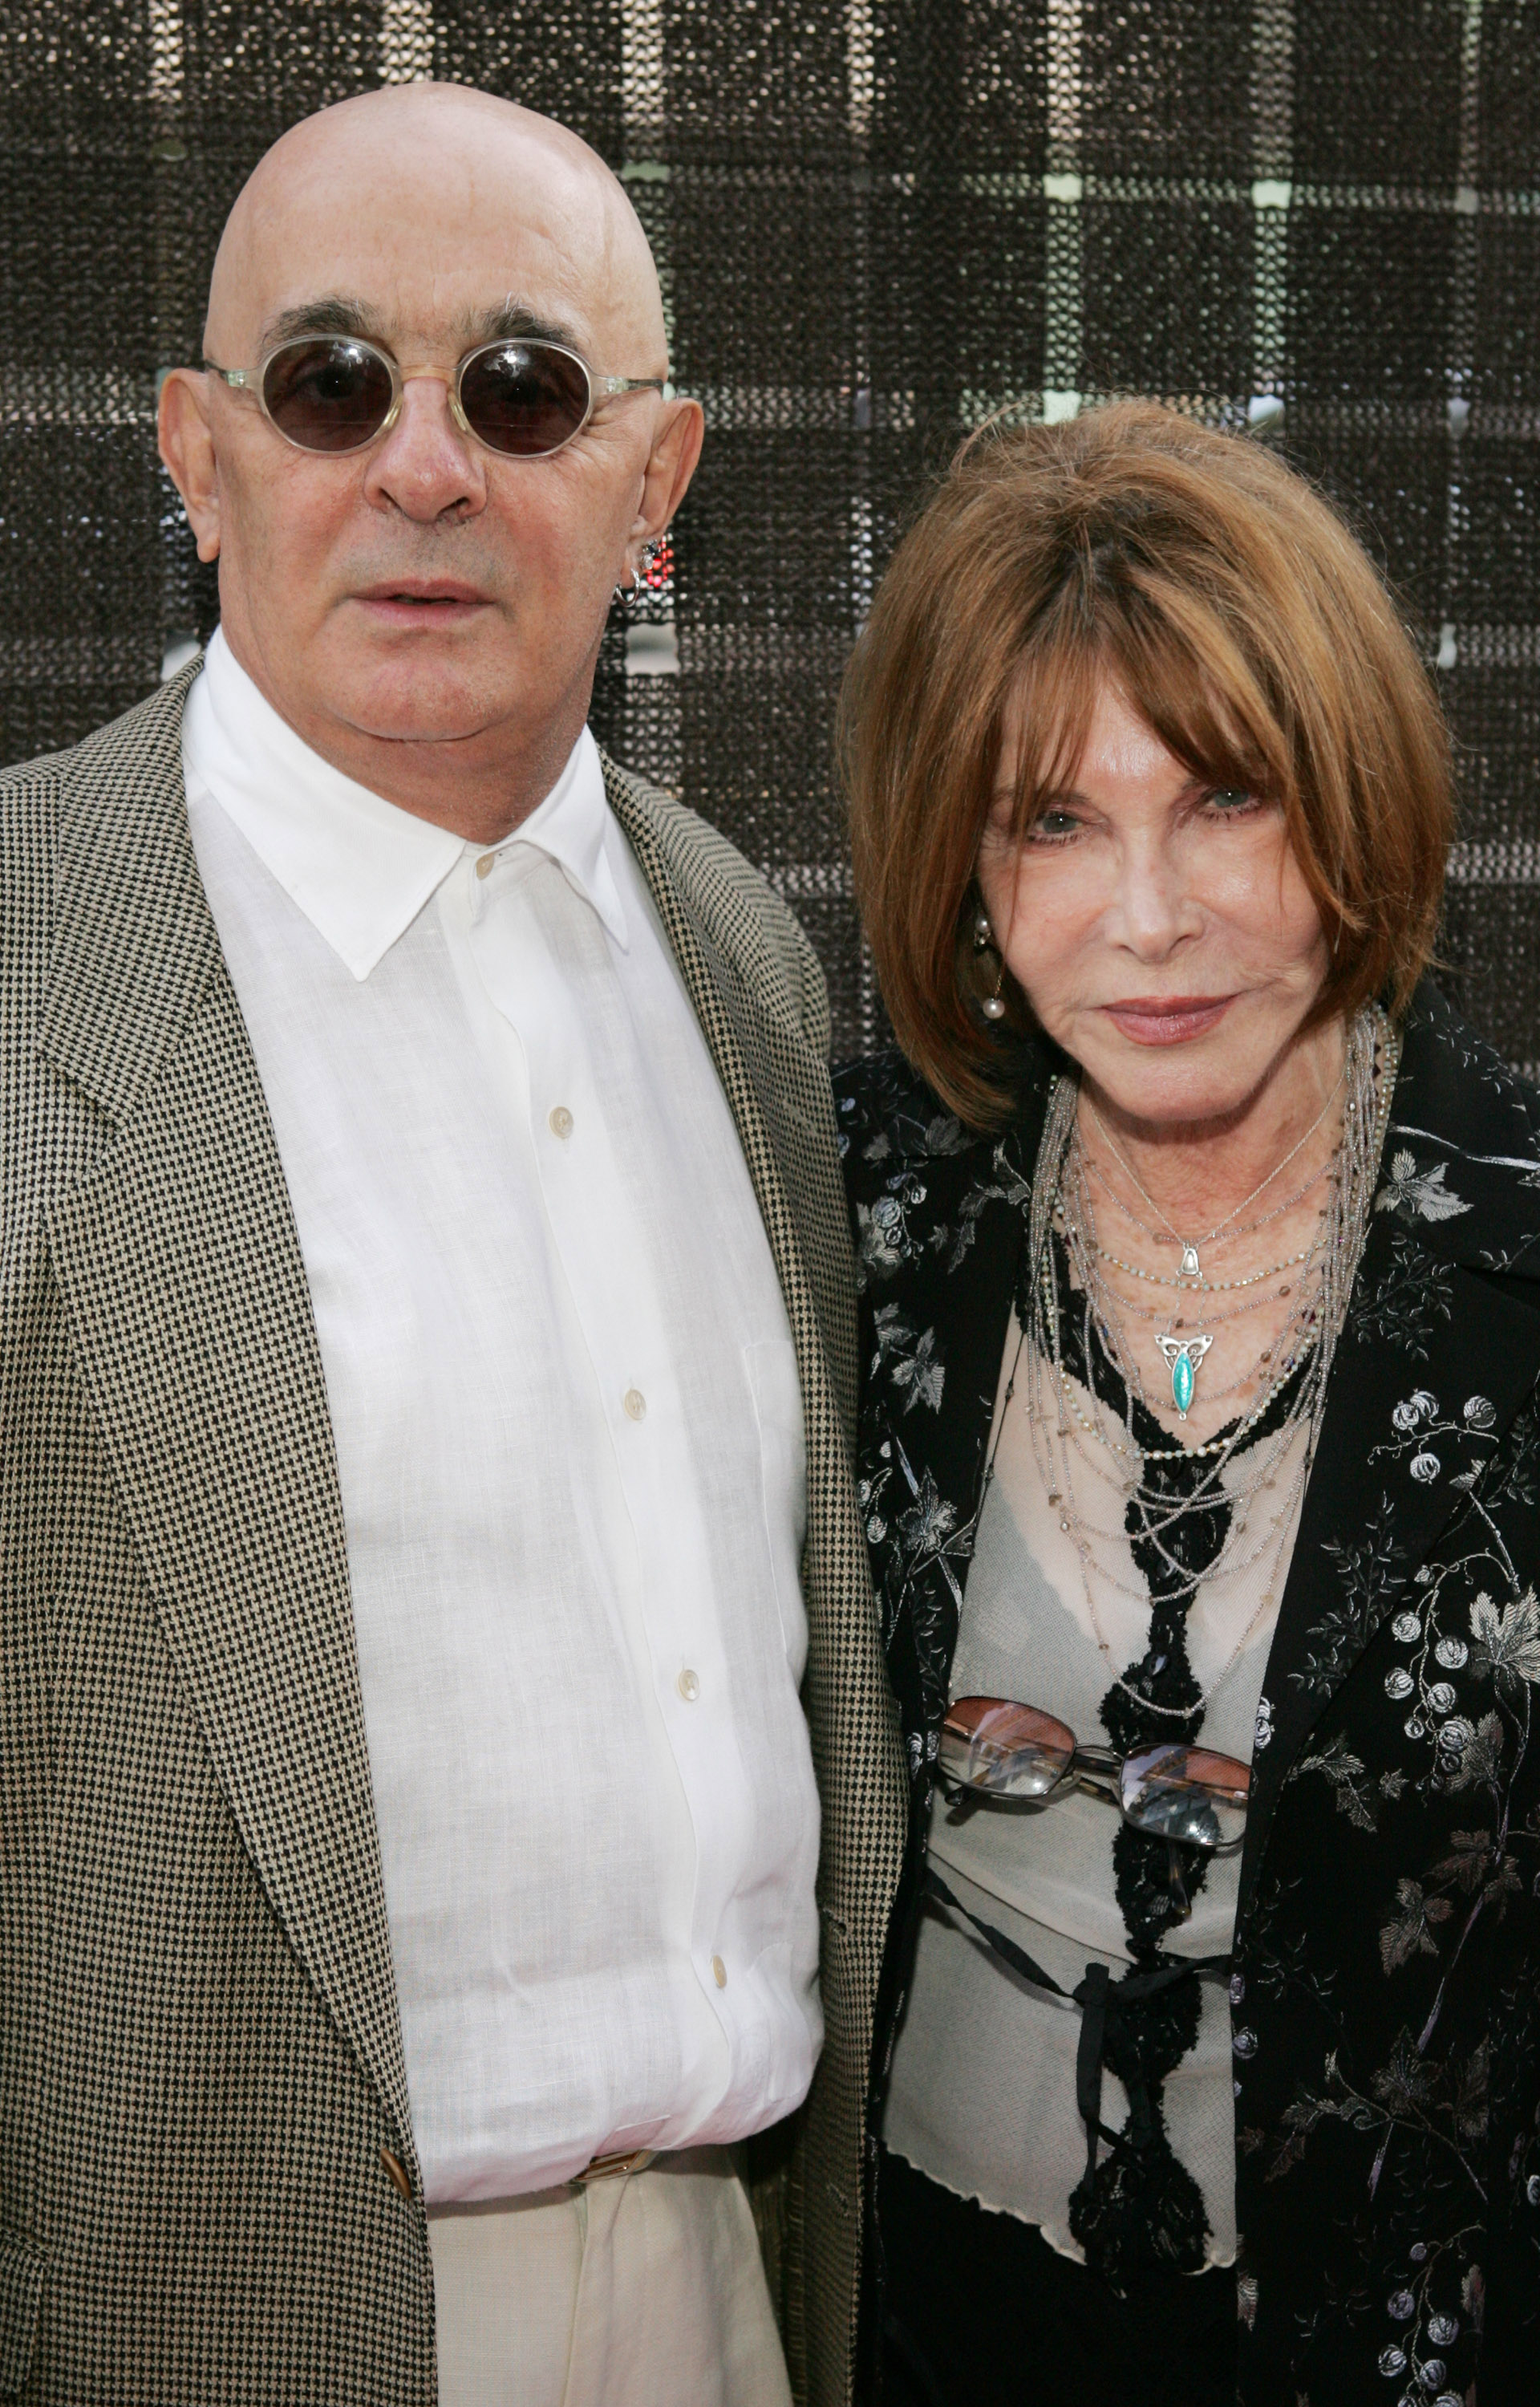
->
<box><xmin>205</xmin><ymin>84</ymin><xmax>668</xmax><ymax>377</ymax></box>
<box><xmin>159</xmin><ymin>81</ymin><xmax>701</xmax><ymax>843</ymax></box>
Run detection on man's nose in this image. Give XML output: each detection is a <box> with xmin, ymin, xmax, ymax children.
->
<box><xmin>1106</xmin><ymin>837</ymin><xmax>1198</xmax><ymax>960</ymax></box>
<box><xmin>363</xmin><ymin>375</ymin><xmax>487</xmax><ymax>522</ymax></box>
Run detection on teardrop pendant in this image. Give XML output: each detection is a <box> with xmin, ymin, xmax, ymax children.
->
<box><xmin>1179</xmin><ymin>1243</ymin><xmax>1201</xmax><ymax>1279</ymax></box>
<box><xmin>1156</xmin><ymin>1330</ymin><xmax>1213</xmax><ymax>1419</ymax></box>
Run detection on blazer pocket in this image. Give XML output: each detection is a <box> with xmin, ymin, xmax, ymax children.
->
<box><xmin>0</xmin><ymin>2224</ymin><xmax>46</xmax><ymax>2398</ymax></box>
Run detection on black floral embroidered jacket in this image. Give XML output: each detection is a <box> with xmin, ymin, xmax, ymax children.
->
<box><xmin>837</xmin><ymin>984</ymin><xmax>1540</xmax><ymax>2406</ymax></box>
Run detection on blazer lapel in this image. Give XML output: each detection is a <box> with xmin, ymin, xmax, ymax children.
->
<box><xmin>602</xmin><ymin>756</ymin><xmax>861</xmax><ymax>1446</ymax></box>
<box><xmin>602</xmin><ymin>755</ymin><xmax>910</xmax><ymax>1946</ymax></box>
<box><xmin>1242</xmin><ymin>987</ymin><xmax>1540</xmax><ymax>1909</ymax></box>
<box><xmin>38</xmin><ymin>671</ymin><xmax>416</xmax><ymax>2166</ymax></box>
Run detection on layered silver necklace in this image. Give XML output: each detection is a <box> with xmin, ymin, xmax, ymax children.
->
<box><xmin>1019</xmin><ymin>1005</ymin><xmax>1396</xmax><ymax>1716</ymax></box>
<box><xmin>1084</xmin><ymin>1064</ymin><xmax>1345</xmax><ymax>1418</ymax></box>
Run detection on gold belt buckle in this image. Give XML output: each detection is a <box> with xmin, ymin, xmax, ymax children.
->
<box><xmin>574</xmin><ymin>2147</ymin><xmax>655</xmax><ymax>2183</ymax></box>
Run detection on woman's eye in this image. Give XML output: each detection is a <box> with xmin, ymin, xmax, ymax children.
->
<box><xmin>1207</xmin><ymin>787</ymin><xmax>1256</xmax><ymax>812</ymax></box>
<box><xmin>1029</xmin><ymin>810</ymin><xmax>1081</xmax><ymax>842</ymax></box>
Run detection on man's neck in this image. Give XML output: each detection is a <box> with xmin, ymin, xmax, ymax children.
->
<box><xmin>220</xmin><ymin>631</ymin><xmax>594</xmax><ymax>846</ymax></box>
<box><xmin>290</xmin><ymin>720</ymin><xmax>590</xmax><ymax>846</ymax></box>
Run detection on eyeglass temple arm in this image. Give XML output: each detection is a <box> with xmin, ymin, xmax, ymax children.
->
<box><xmin>201</xmin><ymin>361</ymin><xmax>251</xmax><ymax>388</ymax></box>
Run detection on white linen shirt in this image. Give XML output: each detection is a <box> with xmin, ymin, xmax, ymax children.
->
<box><xmin>182</xmin><ymin>630</ymin><xmax>824</xmax><ymax>2202</ymax></box>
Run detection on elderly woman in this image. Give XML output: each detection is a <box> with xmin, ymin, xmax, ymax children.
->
<box><xmin>836</xmin><ymin>402</ymin><xmax>1540</xmax><ymax>2407</ymax></box>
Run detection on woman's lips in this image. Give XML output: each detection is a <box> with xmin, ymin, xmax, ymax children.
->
<box><xmin>1100</xmin><ymin>995</ymin><xmax>1237</xmax><ymax>1045</ymax></box>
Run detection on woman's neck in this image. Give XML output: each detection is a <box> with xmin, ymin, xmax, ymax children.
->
<box><xmin>1076</xmin><ymin>1014</ymin><xmax>1348</xmax><ymax>1241</ymax></box>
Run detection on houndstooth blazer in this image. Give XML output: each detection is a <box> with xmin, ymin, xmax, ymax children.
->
<box><xmin>0</xmin><ymin>664</ymin><xmax>906</xmax><ymax>2406</ymax></box>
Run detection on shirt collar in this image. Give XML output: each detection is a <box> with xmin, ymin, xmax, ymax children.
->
<box><xmin>501</xmin><ymin>722</ymin><xmax>629</xmax><ymax>954</ymax></box>
<box><xmin>182</xmin><ymin>626</ymin><xmax>626</xmax><ymax>980</ymax></box>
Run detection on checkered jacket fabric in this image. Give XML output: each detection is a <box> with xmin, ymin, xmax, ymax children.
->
<box><xmin>0</xmin><ymin>664</ymin><xmax>906</xmax><ymax>2406</ymax></box>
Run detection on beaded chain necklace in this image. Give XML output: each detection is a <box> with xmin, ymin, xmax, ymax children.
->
<box><xmin>1083</xmin><ymin>1065</ymin><xmax>1346</xmax><ymax>1416</ymax></box>
<box><xmin>960</xmin><ymin>1012</ymin><xmax>1394</xmax><ymax>2288</ymax></box>
<box><xmin>1017</xmin><ymin>1005</ymin><xmax>1396</xmax><ymax>1720</ymax></box>
<box><xmin>1082</xmin><ymin>1134</ymin><xmax>1334</xmax><ymax>1259</ymax></box>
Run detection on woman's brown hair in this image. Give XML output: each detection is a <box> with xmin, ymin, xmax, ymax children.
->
<box><xmin>841</xmin><ymin>399</ymin><xmax>1453</xmax><ymax>1129</ymax></box>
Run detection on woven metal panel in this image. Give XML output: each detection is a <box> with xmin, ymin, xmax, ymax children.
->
<box><xmin>2</xmin><ymin>1</ymin><xmax>1536</xmax><ymax>1064</ymax></box>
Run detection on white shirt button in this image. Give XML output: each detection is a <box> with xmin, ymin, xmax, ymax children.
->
<box><xmin>623</xmin><ymin>1388</ymin><xmax>647</xmax><ymax>1423</ymax></box>
<box><xmin>711</xmin><ymin>1954</ymin><xmax>727</xmax><ymax>1989</ymax></box>
<box><xmin>475</xmin><ymin>854</ymin><xmax>496</xmax><ymax>880</ymax></box>
<box><xmin>677</xmin><ymin>1668</ymin><xmax>700</xmax><ymax>1703</ymax></box>
<box><xmin>548</xmin><ymin>1105</ymin><xmax>574</xmax><ymax>1139</ymax></box>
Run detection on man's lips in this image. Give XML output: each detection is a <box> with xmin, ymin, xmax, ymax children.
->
<box><xmin>1099</xmin><ymin>995</ymin><xmax>1238</xmax><ymax>1045</ymax></box>
<box><xmin>351</xmin><ymin>580</ymin><xmax>492</xmax><ymax>618</ymax></box>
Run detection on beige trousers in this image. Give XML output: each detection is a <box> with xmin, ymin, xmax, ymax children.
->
<box><xmin>427</xmin><ymin>2147</ymin><xmax>793</xmax><ymax>2407</ymax></box>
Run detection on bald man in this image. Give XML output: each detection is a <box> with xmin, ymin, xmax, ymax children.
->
<box><xmin>0</xmin><ymin>84</ymin><xmax>903</xmax><ymax>2407</ymax></box>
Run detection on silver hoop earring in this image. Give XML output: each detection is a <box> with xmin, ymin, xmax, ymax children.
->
<box><xmin>972</xmin><ymin>909</ymin><xmax>1008</xmax><ymax>1021</ymax></box>
<box><xmin>612</xmin><ymin>540</ymin><xmax>658</xmax><ymax>607</ymax></box>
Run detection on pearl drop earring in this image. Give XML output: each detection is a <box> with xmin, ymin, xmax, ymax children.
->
<box><xmin>972</xmin><ymin>911</ymin><xmax>1007</xmax><ymax>1021</ymax></box>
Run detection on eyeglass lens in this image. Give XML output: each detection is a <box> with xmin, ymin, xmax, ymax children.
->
<box><xmin>941</xmin><ymin>1697</ymin><xmax>1249</xmax><ymax>1849</ymax></box>
<box><xmin>1121</xmin><ymin>1744</ymin><xmax>1249</xmax><ymax>1849</ymax></box>
<box><xmin>458</xmin><ymin>342</ymin><xmax>593</xmax><ymax>457</ymax></box>
<box><xmin>938</xmin><ymin>1699</ymin><xmax>1076</xmax><ymax>1800</ymax></box>
<box><xmin>262</xmin><ymin>340</ymin><xmax>397</xmax><ymax>454</ymax></box>
<box><xmin>259</xmin><ymin>337</ymin><xmax>594</xmax><ymax>459</ymax></box>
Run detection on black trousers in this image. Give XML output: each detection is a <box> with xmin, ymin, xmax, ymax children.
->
<box><xmin>875</xmin><ymin>2144</ymin><xmax>1239</xmax><ymax>2407</ymax></box>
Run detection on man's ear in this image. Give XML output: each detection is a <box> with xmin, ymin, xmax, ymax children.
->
<box><xmin>630</xmin><ymin>396</ymin><xmax>705</xmax><ymax>557</ymax></box>
<box><xmin>159</xmin><ymin>369</ymin><xmax>223</xmax><ymax>563</ymax></box>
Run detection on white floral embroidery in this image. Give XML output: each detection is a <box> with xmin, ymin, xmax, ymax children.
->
<box><xmin>1463</xmin><ymin>1394</ymin><xmax>1496</xmax><ymax>1429</ymax></box>
<box><xmin>872</xmin><ymin>1304</ymin><xmax>946</xmax><ymax>1413</ymax></box>
<box><xmin>1409</xmin><ymin>1450</ymin><xmax>1441</xmax><ymax>1484</ymax></box>
<box><xmin>1469</xmin><ymin>1588</ymin><xmax>1540</xmax><ymax>1691</ymax></box>
<box><xmin>891</xmin><ymin>1328</ymin><xmax>944</xmax><ymax>1413</ymax></box>
<box><xmin>1376</xmin><ymin>1151</ymin><xmax>1473</xmax><ymax>1223</ymax></box>
<box><xmin>856</xmin><ymin>1195</ymin><xmax>908</xmax><ymax>1277</ymax></box>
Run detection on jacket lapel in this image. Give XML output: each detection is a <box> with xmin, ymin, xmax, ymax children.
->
<box><xmin>1241</xmin><ymin>985</ymin><xmax>1540</xmax><ymax>1908</ymax></box>
<box><xmin>602</xmin><ymin>761</ymin><xmax>908</xmax><ymax>2407</ymax></box>
<box><xmin>602</xmin><ymin>755</ymin><xmax>861</xmax><ymax>1447</ymax></box>
<box><xmin>602</xmin><ymin>764</ymin><xmax>910</xmax><ymax>1900</ymax></box>
<box><xmin>39</xmin><ymin>670</ymin><xmax>416</xmax><ymax>2167</ymax></box>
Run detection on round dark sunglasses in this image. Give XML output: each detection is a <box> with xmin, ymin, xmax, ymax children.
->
<box><xmin>202</xmin><ymin>334</ymin><xmax>668</xmax><ymax>460</ymax></box>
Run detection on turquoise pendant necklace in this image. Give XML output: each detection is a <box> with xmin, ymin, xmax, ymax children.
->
<box><xmin>1156</xmin><ymin>1328</ymin><xmax>1213</xmax><ymax>1416</ymax></box>
<box><xmin>1159</xmin><ymin>1240</ymin><xmax>1213</xmax><ymax>1416</ymax></box>
<box><xmin>1084</xmin><ymin>1085</ymin><xmax>1347</xmax><ymax>1422</ymax></box>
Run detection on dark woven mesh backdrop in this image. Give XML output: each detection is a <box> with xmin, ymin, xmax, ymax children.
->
<box><xmin>2</xmin><ymin>2</ymin><xmax>1537</xmax><ymax>1063</ymax></box>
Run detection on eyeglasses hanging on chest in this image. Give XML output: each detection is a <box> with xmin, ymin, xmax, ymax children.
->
<box><xmin>940</xmin><ymin>1693</ymin><xmax>1249</xmax><ymax>1854</ymax></box>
